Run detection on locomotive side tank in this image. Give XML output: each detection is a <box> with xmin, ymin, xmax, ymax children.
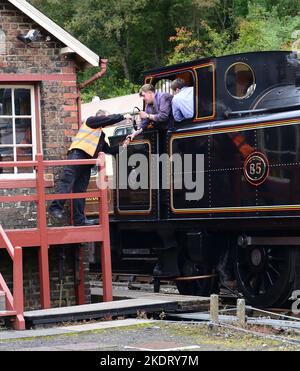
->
<box><xmin>108</xmin><ymin>51</ymin><xmax>300</xmax><ymax>308</ymax></box>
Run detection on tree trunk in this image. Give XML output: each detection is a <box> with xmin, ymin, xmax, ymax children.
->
<box><xmin>121</xmin><ymin>53</ymin><xmax>131</xmax><ymax>81</ymax></box>
<box><xmin>116</xmin><ymin>33</ymin><xmax>131</xmax><ymax>81</ymax></box>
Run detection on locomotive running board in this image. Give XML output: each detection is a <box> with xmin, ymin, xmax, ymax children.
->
<box><xmin>238</xmin><ymin>235</ymin><xmax>300</xmax><ymax>247</ymax></box>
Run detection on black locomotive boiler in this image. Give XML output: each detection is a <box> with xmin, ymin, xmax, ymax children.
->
<box><xmin>107</xmin><ymin>51</ymin><xmax>300</xmax><ymax>308</ymax></box>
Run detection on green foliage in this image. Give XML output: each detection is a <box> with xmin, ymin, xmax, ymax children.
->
<box><xmin>229</xmin><ymin>3</ymin><xmax>300</xmax><ymax>53</ymax></box>
<box><xmin>28</xmin><ymin>0</ymin><xmax>300</xmax><ymax>99</ymax></box>
<box><xmin>30</xmin><ymin>0</ymin><xmax>78</xmax><ymax>26</ymax></box>
<box><xmin>78</xmin><ymin>69</ymin><xmax>140</xmax><ymax>103</ymax></box>
<box><xmin>168</xmin><ymin>1</ymin><xmax>300</xmax><ymax>61</ymax></box>
<box><xmin>168</xmin><ymin>28</ymin><xmax>204</xmax><ymax>64</ymax></box>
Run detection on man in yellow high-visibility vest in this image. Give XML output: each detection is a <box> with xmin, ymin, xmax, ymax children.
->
<box><xmin>49</xmin><ymin>109</ymin><xmax>131</xmax><ymax>226</ymax></box>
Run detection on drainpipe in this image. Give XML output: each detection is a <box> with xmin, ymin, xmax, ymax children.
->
<box><xmin>79</xmin><ymin>58</ymin><xmax>108</xmax><ymax>90</ymax></box>
<box><xmin>76</xmin><ymin>58</ymin><xmax>108</xmax><ymax>128</ymax></box>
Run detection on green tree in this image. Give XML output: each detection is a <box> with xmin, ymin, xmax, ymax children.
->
<box><xmin>229</xmin><ymin>3</ymin><xmax>300</xmax><ymax>53</ymax></box>
<box><xmin>29</xmin><ymin>0</ymin><xmax>78</xmax><ymax>26</ymax></box>
<box><xmin>29</xmin><ymin>0</ymin><xmax>300</xmax><ymax>100</ymax></box>
<box><xmin>69</xmin><ymin>0</ymin><xmax>152</xmax><ymax>81</ymax></box>
<box><xmin>168</xmin><ymin>1</ymin><xmax>300</xmax><ymax>63</ymax></box>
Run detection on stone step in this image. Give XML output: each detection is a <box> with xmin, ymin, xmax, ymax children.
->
<box><xmin>24</xmin><ymin>294</ymin><xmax>209</xmax><ymax>328</ymax></box>
<box><xmin>0</xmin><ymin>291</ymin><xmax>5</xmax><ymax>312</ymax></box>
<box><xmin>0</xmin><ymin>311</ymin><xmax>17</xmax><ymax>317</ymax></box>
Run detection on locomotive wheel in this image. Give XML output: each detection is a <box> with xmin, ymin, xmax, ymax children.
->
<box><xmin>236</xmin><ymin>245</ymin><xmax>298</xmax><ymax>308</ymax></box>
<box><xmin>176</xmin><ymin>251</ymin><xmax>219</xmax><ymax>296</ymax></box>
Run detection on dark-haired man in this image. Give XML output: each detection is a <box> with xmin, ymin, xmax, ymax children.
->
<box><xmin>171</xmin><ymin>78</ymin><xmax>194</xmax><ymax>122</ymax></box>
<box><xmin>124</xmin><ymin>84</ymin><xmax>173</xmax><ymax>146</ymax></box>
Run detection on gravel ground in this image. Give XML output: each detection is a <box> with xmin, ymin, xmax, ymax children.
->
<box><xmin>0</xmin><ymin>321</ymin><xmax>299</xmax><ymax>351</ymax></box>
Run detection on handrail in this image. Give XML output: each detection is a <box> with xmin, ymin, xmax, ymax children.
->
<box><xmin>0</xmin><ymin>226</ymin><xmax>24</xmax><ymax>329</ymax></box>
<box><xmin>0</xmin><ymin>225</ymin><xmax>15</xmax><ymax>259</ymax></box>
<box><xmin>0</xmin><ymin>152</ymin><xmax>112</xmax><ymax>325</ymax></box>
<box><xmin>0</xmin><ymin>158</ymin><xmax>98</xmax><ymax>168</ymax></box>
<box><xmin>0</xmin><ymin>155</ymin><xmax>108</xmax><ymax>202</ymax></box>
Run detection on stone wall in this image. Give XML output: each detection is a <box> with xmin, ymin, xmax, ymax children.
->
<box><xmin>0</xmin><ymin>244</ymin><xmax>91</xmax><ymax>310</ymax></box>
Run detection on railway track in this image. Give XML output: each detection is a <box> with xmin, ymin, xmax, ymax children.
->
<box><xmin>90</xmin><ymin>272</ymin><xmax>299</xmax><ymax>318</ymax></box>
<box><xmin>88</xmin><ymin>271</ymin><xmax>300</xmax><ymax>344</ymax></box>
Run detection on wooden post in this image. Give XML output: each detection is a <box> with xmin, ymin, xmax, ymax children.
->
<box><xmin>76</xmin><ymin>244</ymin><xmax>86</xmax><ymax>305</ymax></box>
<box><xmin>210</xmin><ymin>294</ymin><xmax>219</xmax><ymax>323</ymax></box>
<box><xmin>237</xmin><ymin>299</ymin><xmax>246</xmax><ymax>327</ymax></box>
<box><xmin>36</xmin><ymin>154</ymin><xmax>51</xmax><ymax>309</ymax></box>
<box><xmin>13</xmin><ymin>247</ymin><xmax>25</xmax><ymax>330</ymax></box>
<box><xmin>98</xmin><ymin>153</ymin><xmax>113</xmax><ymax>302</ymax></box>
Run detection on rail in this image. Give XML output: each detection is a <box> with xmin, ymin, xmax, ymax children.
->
<box><xmin>0</xmin><ymin>225</ymin><xmax>24</xmax><ymax>330</ymax></box>
<box><xmin>0</xmin><ymin>152</ymin><xmax>113</xmax><ymax>330</ymax></box>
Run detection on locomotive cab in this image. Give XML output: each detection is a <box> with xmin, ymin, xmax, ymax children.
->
<box><xmin>108</xmin><ymin>51</ymin><xmax>300</xmax><ymax>308</ymax></box>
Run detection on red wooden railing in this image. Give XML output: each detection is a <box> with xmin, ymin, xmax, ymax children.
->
<box><xmin>0</xmin><ymin>225</ymin><xmax>24</xmax><ymax>330</ymax></box>
<box><xmin>0</xmin><ymin>152</ymin><xmax>113</xmax><ymax>330</ymax></box>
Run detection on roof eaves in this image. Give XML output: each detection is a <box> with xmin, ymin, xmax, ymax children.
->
<box><xmin>8</xmin><ymin>0</ymin><xmax>99</xmax><ymax>68</ymax></box>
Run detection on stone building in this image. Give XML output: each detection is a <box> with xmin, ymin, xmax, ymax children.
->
<box><xmin>0</xmin><ymin>0</ymin><xmax>102</xmax><ymax>310</ymax></box>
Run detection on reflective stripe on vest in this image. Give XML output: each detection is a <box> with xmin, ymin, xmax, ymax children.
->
<box><xmin>69</xmin><ymin>122</ymin><xmax>102</xmax><ymax>157</ymax></box>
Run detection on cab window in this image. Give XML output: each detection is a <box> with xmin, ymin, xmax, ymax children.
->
<box><xmin>114</xmin><ymin>126</ymin><xmax>132</xmax><ymax>136</ymax></box>
<box><xmin>152</xmin><ymin>70</ymin><xmax>195</xmax><ymax>122</ymax></box>
<box><xmin>226</xmin><ymin>63</ymin><xmax>256</xmax><ymax>100</ymax></box>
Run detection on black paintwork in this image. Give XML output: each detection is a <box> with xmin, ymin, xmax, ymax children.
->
<box><xmin>110</xmin><ymin>51</ymin><xmax>300</xmax><ymax>231</ymax></box>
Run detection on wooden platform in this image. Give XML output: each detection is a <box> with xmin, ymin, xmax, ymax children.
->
<box><xmin>24</xmin><ymin>293</ymin><xmax>209</xmax><ymax>328</ymax></box>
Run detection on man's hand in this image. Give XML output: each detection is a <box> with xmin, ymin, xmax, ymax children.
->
<box><xmin>122</xmin><ymin>136</ymin><xmax>131</xmax><ymax>149</ymax></box>
<box><xmin>123</xmin><ymin>113</ymin><xmax>132</xmax><ymax>123</ymax></box>
<box><xmin>139</xmin><ymin>111</ymin><xmax>149</xmax><ymax>120</ymax></box>
<box><xmin>122</xmin><ymin>129</ymin><xmax>142</xmax><ymax>148</ymax></box>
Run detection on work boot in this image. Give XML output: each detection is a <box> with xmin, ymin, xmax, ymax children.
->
<box><xmin>48</xmin><ymin>208</ymin><xmax>63</xmax><ymax>220</ymax></box>
<box><xmin>74</xmin><ymin>218</ymin><xmax>96</xmax><ymax>226</ymax></box>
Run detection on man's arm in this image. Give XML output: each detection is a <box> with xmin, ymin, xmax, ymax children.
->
<box><xmin>172</xmin><ymin>96</ymin><xmax>184</xmax><ymax>122</ymax></box>
<box><xmin>152</xmin><ymin>95</ymin><xmax>172</xmax><ymax>122</ymax></box>
<box><xmin>102</xmin><ymin>140</ymin><xmax>119</xmax><ymax>155</ymax></box>
<box><xmin>86</xmin><ymin>114</ymin><xmax>125</xmax><ymax>129</ymax></box>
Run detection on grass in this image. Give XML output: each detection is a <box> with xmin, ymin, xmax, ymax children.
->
<box><xmin>162</xmin><ymin>322</ymin><xmax>300</xmax><ymax>351</ymax></box>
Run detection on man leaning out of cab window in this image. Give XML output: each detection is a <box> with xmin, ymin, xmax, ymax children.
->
<box><xmin>123</xmin><ymin>84</ymin><xmax>173</xmax><ymax>148</ymax></box>
<box><xmin>171</xmin><ymin>78</ymin><xmax>194</xmax><ymax>122</ymax></box>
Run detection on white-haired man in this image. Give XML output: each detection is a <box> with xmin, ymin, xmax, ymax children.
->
<box><xmin>49</xmin><ymin>109</ymin><xmax>131</xmax><ymax>226</ymax></box>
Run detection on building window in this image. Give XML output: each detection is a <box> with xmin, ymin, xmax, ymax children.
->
<box><xmin>0</xmin><ymin>86</ymin><xmax>36</xmax><ymax>177</ymax></box>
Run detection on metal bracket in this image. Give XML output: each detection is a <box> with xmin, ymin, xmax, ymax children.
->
<box><xmin>238</xmin><ymin>235</ymin><xmax>300</xmax><ymax>247</ymax></box>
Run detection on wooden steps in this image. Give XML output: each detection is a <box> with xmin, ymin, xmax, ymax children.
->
<box><xmin>0</xmin><ymin>311</ymin><xmax>17</xmax><ymax>317</ymax></box>
<box><xmin>24</xmin><ymin>294</ymin><xmax>209</xmax><ymax>328</ymax></box>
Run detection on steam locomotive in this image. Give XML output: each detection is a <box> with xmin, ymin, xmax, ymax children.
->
<box><xmin>90</xmin><ymin>51</ymin><xmax>300</xmax><ymax>308</ymax></box>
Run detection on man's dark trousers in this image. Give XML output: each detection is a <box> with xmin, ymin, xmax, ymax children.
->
<box><xmin>49</xmin><ymin>149</ymin><xmax>93</xmax><ymax>225</ymax></box>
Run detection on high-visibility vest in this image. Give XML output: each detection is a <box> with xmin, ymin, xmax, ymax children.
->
<box><xmin>69</xmin><ymin>122</ymin><xmax>102</xmax><ymax>157</ymax></box>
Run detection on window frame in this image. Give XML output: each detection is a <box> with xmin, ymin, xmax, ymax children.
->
<box><xmin>193</xmin><ymin>63</ymin><xmax>216</xmax><ymax>121</ymax></box>
<box><xmin>113</xmin><ymin>126</ymin><xmax>133</xmax><ymax>137</ymax></box>
<box><xmin>151</xmin><ymin>69</ymin><xmax>196</xmax><ymax>123</ymax></box>
<box><xmin>145</xmin><ymin>63</ymin><xmax>216</xmax><ymax>124</ymax></box>
<box><xmin>0</xmin><ymin>84</ymin><xmax>37</xmax><ymax>179</ymax></box>
<box><xmin>225</xmin><ymin>62</ymin><xmax>256</xmax><ymax>101</ymax></box>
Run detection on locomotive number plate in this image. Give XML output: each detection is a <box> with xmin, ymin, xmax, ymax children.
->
<box><xmin>244</xmin><ymin>152</ymin><xmax>269</xmax><ymax>186</ymax></box>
